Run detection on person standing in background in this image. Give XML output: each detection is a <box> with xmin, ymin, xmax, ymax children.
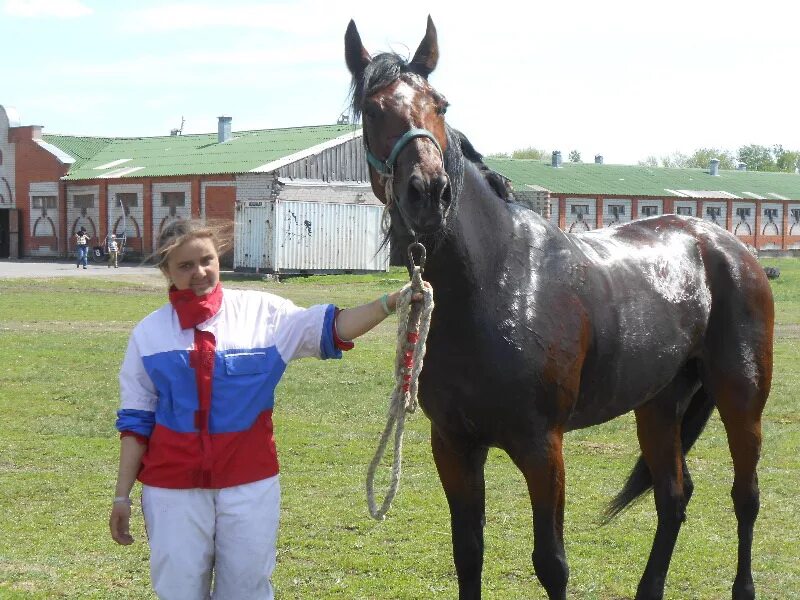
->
<box><xmin>107</xmin><ymin>234</ymin><xmax>119</xmax><ymax>268</ymax></box>
<box><xmin>75</xmin><ymin>227</ymin><xmax>90</xmax><ymax>269</ymax></box>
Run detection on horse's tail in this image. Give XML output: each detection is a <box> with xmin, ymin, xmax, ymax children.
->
<box><xmin>602</xmin><ymin>386</ymin><xmax>716</xmax><ymax>523</ymax></box>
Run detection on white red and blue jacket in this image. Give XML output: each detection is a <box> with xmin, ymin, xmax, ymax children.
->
<box><xmin>116</xmin><ymin>284</ymin><xmax>351</xmax><ymax>489</ymax></box>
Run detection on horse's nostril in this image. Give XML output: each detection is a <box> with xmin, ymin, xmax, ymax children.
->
<box><xmin>434</xmin><ymin>174</ymin><xmax>450</xmax><ymax>205</ymax></box>
<box><xmin>408</xmin><ymin>175</ymin><xmax>425</xmax><ymax>203</ymax></box>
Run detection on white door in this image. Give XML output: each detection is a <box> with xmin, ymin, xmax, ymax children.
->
<box><xmin>234</xmin><ymin>200</ymin><xmax>273</xmax><ymax>270</ymax></box>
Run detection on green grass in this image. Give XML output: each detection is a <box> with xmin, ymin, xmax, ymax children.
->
<box><xmin>0</xmin><ymin>261</ymin><xmax>798</xmax><ymax>599</ymax></box>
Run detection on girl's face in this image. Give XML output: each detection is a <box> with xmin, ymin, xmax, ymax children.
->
<box><xmin>163</xmin><ymin>236</ymin><xmax>220</xmax><ymax>296</ymax></box>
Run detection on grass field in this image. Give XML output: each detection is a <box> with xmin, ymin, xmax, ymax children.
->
<box><xmin>0</xmin><ymin>258</ymin><xmax>797</xmax><ymax>599</ymax></box>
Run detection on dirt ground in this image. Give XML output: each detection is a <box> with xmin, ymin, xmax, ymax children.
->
<box><xmin>0</xmin><ymin>258</ymin><xmax>161</xmax><ymax>280</ymax></box>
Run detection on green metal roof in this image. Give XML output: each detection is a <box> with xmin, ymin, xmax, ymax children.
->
<box><xmin>485</xmin><ymin>158</ymin><xmax>800</xmax><ymax>200</ymax></box>
<box><xmin>42</xmin><ymin>124</ymin><xmax>358</xmax><ymax>180</ymax></box>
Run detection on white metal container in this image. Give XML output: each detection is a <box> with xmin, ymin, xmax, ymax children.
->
<box><xmin>234</xmin><ymin>199</ymin><xmax>389</xmax><ymax>274</ymax></box>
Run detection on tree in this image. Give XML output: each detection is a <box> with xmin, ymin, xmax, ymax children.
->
<box><xmin>639</xmin><ymin>156</ymin><xmax>659</xmax><ymax>168</ymax></box>
<box><xmin>660</xmin><ymin>152</ymin><xmax>690</xmax><ymax>168</ymax></box>
<box><xmin>737</xmin><ymin>145</ymin><xmax>776</xmax><ymax>172</ymax></box>
<box><xmin>569</xmin><ymin>150</ymin><xmax>581</xmax><ymax>163</ymax></box>
<box><xmin>510</xmin><ymin>147</ymin><xmax>550</xmax><ymax>160</ymax></box>
<box><xmin>685</xmin><ymin>148</ymin><xmax>737</xmax><ymax>170</ymax></box>
<box><xmin>774</xmin><ymin>145</ymin><xmax>800</xmax><ymax>173</ymax></box>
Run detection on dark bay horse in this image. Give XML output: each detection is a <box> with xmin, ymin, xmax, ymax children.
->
<box><xmin>345</xmin><ymin>17</ymin><xmax>774</xmax><ymax>600</ymax></box>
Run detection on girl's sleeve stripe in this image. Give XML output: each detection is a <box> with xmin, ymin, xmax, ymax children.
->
<box><xmin>116</xmin><ymin>409</ymin><xmax>155</xmax><ymax>438</ymax></box>
<box><xmin>320</xmin><ymin>304</ymin><xmax>344</xmax><ymax>360</ymax></box>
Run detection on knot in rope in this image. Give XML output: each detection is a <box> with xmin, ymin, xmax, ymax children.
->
<box><xmin>366</xmin><ymin>247</ymin><xmax>434</xmax><ymax>520</ymax></box>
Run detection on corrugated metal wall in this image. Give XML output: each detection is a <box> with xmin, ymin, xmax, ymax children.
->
<box><xmin>234</xmin><ymin>199</ymin><xmax>389</xmax><ymax>273</ymax></box>
<box><xmin>273</xmin><ymin>200</ymin><xmax>388</xmax><ymax>272</ymax></box>
<box><xmin>277</xmin><ymin>136</ymin><xmax>369</xmax><ymax>182</ymax></box>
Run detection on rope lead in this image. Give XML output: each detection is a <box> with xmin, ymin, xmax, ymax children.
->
<box><xmin>366</xmin><ymin>247</ymin><xmax>434</xmax><ymax>520</ymax></box>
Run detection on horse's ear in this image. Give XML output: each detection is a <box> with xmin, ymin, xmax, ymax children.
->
<box><xmin>345</xmin><ymin>19</ymin><xmax>371</xmax><ymax>80</ymax></box>
<box><xmin>409</xmin><ymin>15</ymin><xmax>439</xmax><ymax>78</ymax></box>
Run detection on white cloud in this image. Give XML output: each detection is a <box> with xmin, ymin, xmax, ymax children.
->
<box><xmin>3</xmin><ymin>0</ymin><xmax>92</xmax><ymax>18</ymax></box>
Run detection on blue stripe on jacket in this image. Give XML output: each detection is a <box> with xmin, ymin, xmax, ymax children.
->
<box><xmin>118</xmin><ymin>303</ymin><xmax>341</xmax><ymax>437</ymax></box>
<box><xmin>320</xmin><ymin>304</ymin><xmax>343</xmax><ymax>360</ymax></box>
<box><xmin>116</xmin><ymin>409</ymin><xmax>156</xmax><ymax>437</ymax></box>
<box><xmin>138</xmin><ymin>346</ymin><xmax>285</xmax><ymax>434</ymax></box>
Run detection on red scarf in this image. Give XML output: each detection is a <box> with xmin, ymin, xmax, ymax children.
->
<box><xmin>169</xmin><ymin>283</ymin><xmax>223</xmax><ymax>329</ymax></box>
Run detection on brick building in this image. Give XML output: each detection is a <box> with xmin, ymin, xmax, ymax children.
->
<box><xmin>0</xmin><ymin>106</ymin><xmax>379</xmax><ymax>264</ymax></box>
<box><xmin>5</xmin><ymin>102</ymin><xmax>799</xmax><ymax>260</ymax></box>
<box><xmin>487</xmin><ymin>154</ymin><xmax>800</xmax><ymax>252</ymax></box>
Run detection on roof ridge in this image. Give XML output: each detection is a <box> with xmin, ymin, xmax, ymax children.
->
<box><xmin>43</xmin><ymin>123</ymin><xmax>350</xmax><ymax>142</ymax></box>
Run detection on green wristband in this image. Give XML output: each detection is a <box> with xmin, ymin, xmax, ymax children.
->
<box><xmin>379</xmin><ymin>293</ymin><xmax>393</xmax><ymax>316</ymax></box>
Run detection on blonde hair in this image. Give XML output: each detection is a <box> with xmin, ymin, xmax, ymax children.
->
<box><xmin>155</xmin><ymin>219</ymin><xmax>231</xmax><ymax>272</ymax></box>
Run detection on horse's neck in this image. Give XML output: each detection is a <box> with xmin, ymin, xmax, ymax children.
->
<box><xmin>424</xmin><ymin>162</ymin><xmax>512</xmax><ymax>298</ymax></box>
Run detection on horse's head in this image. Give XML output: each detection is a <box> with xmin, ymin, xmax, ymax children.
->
<box><xmin>345</xmin><ymin>16</ymin><xmax>452</xmax><ymax>237</ymax></box>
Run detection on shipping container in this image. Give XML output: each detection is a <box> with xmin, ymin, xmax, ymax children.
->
<box><xmin>234</xmin><ymin>199</ymin><xmax>389</xmax><ymax>274</ymax></box>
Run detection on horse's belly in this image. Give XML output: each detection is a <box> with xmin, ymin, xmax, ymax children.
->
<box><xmin>565</xmin><ymin>345</ymin><xmax>696</xmax><ymax>430</ymax></box>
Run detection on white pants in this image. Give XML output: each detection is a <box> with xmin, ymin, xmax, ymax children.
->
<box><xmin>142</xmin><ymin>476</ymin><xmax>280</xmax><ymax>600</ymax></box>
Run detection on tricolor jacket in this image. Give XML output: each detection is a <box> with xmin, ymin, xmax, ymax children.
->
<box><xmin>115</xmin><ymin>285</ymin><xmax>348</xmax><ymax>489</ymax></box>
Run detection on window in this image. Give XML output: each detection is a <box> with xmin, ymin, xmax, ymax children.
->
<box><xmin>162</xmin><ymin>191</ymin><xmax>186</xmax><ymax>207</ymax></box>
<box><xmin>764</xmin><ymin>208</ymin><xmax>778</xmax><ymax>220</ymax></box>
<box><xmin>641</xmin><ymin>205</ymin><xmax>659</xmax><ymax>217</ymax></box>
<box><xmin>0</xmin><ymin>149</ymin><xmax>3</xmax><ymax>165</ymax></box>
<box><xmin>706</xmin><ymin>207</ymin><xmax>722</xmax><ymax>222</ymax></box>
<box><xmin>116</xmin><ymin>192</ymin><xmax>138</xmax><ymax>207</ymax></box>
<box><xmin>32</xmin><ymin>196</ymin><xmax>57</xmax><ymax>209</ymax></box>
<box><xmin>676</xmin><ymin>206</ymin><xmax>692</xmax><ymax>216</ymax></box>
<box><xmin>792</xmin><ymin>208</ymin><xmax>800</xmax><ymax>222</ymax></box>
<box><xmin>736</xmin><ymin>207</ymin><xmax>751</xmax><ymax>218</ymax></box>
<box><xmin>73</xmin><ymin>194</ymin><xmax>94</xmax><ymax>209</ymax></box>
<box><xmin>571</xmin><ymin>204</ymin><xmax>589</xmax><ymax>215</ymax></box>
<box><xmin>608</xmin><ymin>204</ymin><xmax>625</xmax><ymax>216</ymax></box>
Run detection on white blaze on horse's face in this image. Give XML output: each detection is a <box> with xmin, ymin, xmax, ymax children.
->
<box><xmin>365</xmin><ymin>76</ymin><xmax>451</xmax><ymax>235</ymax></box>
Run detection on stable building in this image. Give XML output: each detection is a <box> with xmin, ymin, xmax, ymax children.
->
<box><xmin>487</xmin><ymin>153</ymin><xmax>800</xmax><ymax>252</ymax></box>
<box><xmin>0</xmin><ymin>105</ymin><xmax>388</xmax><ymax>273</ymax></box>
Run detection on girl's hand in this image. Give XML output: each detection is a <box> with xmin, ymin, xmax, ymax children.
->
<box><xmin>109</xmin><ymin>502</ymin><xmax>134</xmax><ymax>545</ymax></box>
<box><xmin>386</xmin><ymin>290</ymin><xmax>424</xmax><ymax>312</ymax></box>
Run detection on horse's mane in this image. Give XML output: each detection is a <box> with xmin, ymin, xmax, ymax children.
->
<box><xmin>452</xmin><ymin>128</ymin><xmax>513</xmax><ymax>202</ymax></box>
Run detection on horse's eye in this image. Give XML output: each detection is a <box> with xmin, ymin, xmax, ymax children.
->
<box><xmin>437</xmin><ymin>104</ymin><xmax>448</xmax><ymax>116</ymax></box>
<box><xmin>364</xmin><ymin>104</ymin><xmax>381</xmax><ymax>120</ymax></box>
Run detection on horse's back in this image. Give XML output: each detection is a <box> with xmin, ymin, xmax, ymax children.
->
<box><xmin>559</xmin><ymin>214</ymin><xmax>773</xmax><ymax>428</ymax></box>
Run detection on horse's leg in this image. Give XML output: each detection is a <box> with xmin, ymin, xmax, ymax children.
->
<box><xmin>508</xmin><ymin>428</ymin><xmax>569</xmax><ymax>600</ymax></box>
<box><xmin>701</xmin><ymin>278</ymin><xmax>771</xmax><ymax>600</ymax></box>
<box><xmin>431</xmin><ymin>425</ymin><xmax>489</xmax><ymax>600</ymax></box>
<box><xmin>707</xmin><ymin>374</ymin><xmax>768</xmax><ymax>600</ymax></box>
<box><xmin>633</xmin><ymin>374</ymin><xmax>700</xmax><ymax>600</ymax></box>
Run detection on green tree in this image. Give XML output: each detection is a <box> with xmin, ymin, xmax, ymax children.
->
<box><xmin>774</xmin><ymin>145</ymin><xmax>800</xmax><ymax>173</ymax></box>
<box><xmin>639</xmin><ymin>156</ymin><xmax>659</xmax><ymax>168</ymax></box>
<box><xmin>737</xmin><ymin>144</ymin><xmax>776</xmax><ymax>171</ymax></box>
<box><xmin>685</xmin><ymin>148</ymin><xmax>737</xmax><ymax>170</ymax></box>
<box><xmin>511</xmin><ymin>147</ymin><xmax>550</xmax><ymax>160</ymax></box>
<box><xmin>660</xmin><ymin>152</ymin><xmax>690</xmax><ymax>168</ymax></box>
<box><xmin>569</xmin><ymin>150</ymin><xmax>581</xmax><ymax>163</ymax></box>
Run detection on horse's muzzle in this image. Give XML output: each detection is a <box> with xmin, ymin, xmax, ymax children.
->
<box><xmin>403</xmin><ymin>172</ymin><xmax>451</xmax><ymax>233</ymax></box>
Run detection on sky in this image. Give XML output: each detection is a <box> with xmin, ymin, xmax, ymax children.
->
<box><xmin>2</xmin><ymin>0</ymin><xmax>799</xmax><ymax>165</ymax></box>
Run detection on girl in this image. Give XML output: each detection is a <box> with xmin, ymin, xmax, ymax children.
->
<box><xmin>109</xmin><ymin>219</ymin><xmax>410</xmax><ymax>599</ymax></box>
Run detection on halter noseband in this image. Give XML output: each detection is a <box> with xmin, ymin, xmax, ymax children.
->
<box><xmin>365</xmin><ymin>128</ymin><xmax>443</xmax><ymax>177</ymax></box>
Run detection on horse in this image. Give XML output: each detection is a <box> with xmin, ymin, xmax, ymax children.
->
<box><xmin>345</xmin><ymin>17</ymin><xmax>774</xmax><ymax>600</ymax></box>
